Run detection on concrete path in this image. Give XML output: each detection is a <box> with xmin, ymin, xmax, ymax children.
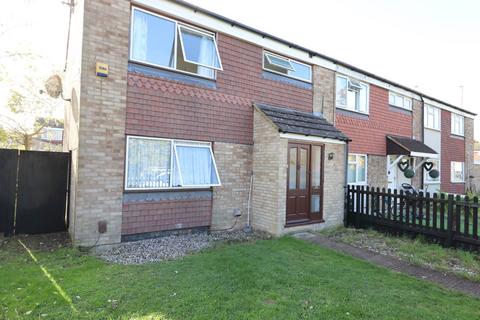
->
<box><xmin>293</xmin><ymin>232</ymin><xmax>480</xmax><ymax>298</ymax></box>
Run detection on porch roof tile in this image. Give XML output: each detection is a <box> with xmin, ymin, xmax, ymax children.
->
<box><xmin>386</xmin><ymin>135</ymin><xmax>438</xmax><ymax>157</ymax></box>
<box><xmin>254</xmin><ymin>103</ymin><xmax>350</xmax><ymax>142</ymax></box>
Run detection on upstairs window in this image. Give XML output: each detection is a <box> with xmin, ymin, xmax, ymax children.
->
<box><xmin>263</xmin><ymin>51</ymin><xmax>312</xmax><ymax>83</ymax></box>
<box><xmin>125</xmin><ymin>136</ymin><xmax>221</xmax><ymax>190</ymax></box>
<box><xmin>389</xmin><ymin>92</ymin><xmax>412</xmax><ymax>110</ymax></box>
<box><xmin>130</xmin><ymin>7</ymin><xmax>222</xmax><ymax>79</ymax></box>
<box><xmin>336</xmin><ymin>75</ymin><xmax>369</xmax><ymax>113</ymax></box>
<box><xmin>451</xmin><ymin>113</ymin><xmax>464</xmax><ymax>136</ymax></box>
<box><xmin>424</xmin><ymin>105</ymin><xmax>440</xmax><ymax>130</ymax></box>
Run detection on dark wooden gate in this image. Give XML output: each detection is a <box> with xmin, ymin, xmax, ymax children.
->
<box><xmin>0</xmin><ymin>149</ymin><xmax>18</xmax><ymax>236</ymax></box>
<box><xmin>0</xmin><ymin>149</ymin><xmax>70</xmax><ymax>236</ymax></box>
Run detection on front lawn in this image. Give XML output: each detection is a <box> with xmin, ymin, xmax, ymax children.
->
<box><xmin>1</xmin><ymin>236</ymin><xmax>479</xmax><ymax>320</ymax></box>
<box><xmin>321</xmin><ymin>227</ymin><xmax>480</xmax><ymax>282</ymax></box>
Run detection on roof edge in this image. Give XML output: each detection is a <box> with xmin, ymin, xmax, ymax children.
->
<box><xmin>168</xmin><ymin>0</ymin><xmax>476</xmax><ymax>116</ymax></box>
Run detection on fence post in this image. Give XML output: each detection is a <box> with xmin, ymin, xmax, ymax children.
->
<box><xmin>355</xmin><ymin>185</ymin><xmax>361</xmax><ymax>228</ymax></box>
<box><xmin>446</xmin><ymin>194</ymin><xmax>454</xmax><ymax>247</ymax></box>
<box><xmin>344</xmin><ymin>185</ymin><xmax>350</xmax><ymax>227</ymax></box>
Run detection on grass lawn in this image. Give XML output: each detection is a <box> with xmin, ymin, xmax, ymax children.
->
<box><xmin>1</xmin><ymin>236</ymin><xmax>480</xmax><ymax>320</ymax></box>
<box><xmin>321</xmin><ymin>227</ymin><xmax>480</xmax><ymax>282</ymax></box>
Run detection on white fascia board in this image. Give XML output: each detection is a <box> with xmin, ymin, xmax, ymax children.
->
<box><xmin>423</xmin><ymin>98</ymin><xmax>475</xmax><ymax>119</ymax></box>
<box><xmin>279</xmin><ymin>133</ymin><xmax>346</xmax><ymax>145</ymax></box>
<box><xmin>335</xmin><ymin>66</ymin><xmax>421</xmax><ymax>100</ymax></box>
<box><xmin>411</xmin><ymin>152</ymin><xmax>439</xmax><ymax>159</ymax></box>
<box><xmin>133</xmin><ymin>0</ymin><xmax>337</xmax><ymax>71</ymax></box>
<box><xmin>133</xmin><ymin>0</ymin><xmax>473</xmax><ymax>116</ymax></box>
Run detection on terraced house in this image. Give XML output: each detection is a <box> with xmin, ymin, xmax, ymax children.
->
<box><xmin>63</xmin><ymin>0</ymin><xmax>476</xmax><ymax>246</ymax></box>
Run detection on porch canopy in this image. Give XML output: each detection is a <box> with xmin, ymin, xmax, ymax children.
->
<box><xmin>386</xmin><ymin>135</ymin><xmax>438</xmax><ymax>159</ymax></box>
<box><xmin>254</xmin><ymin>103</ymin><xmax>350</xmax><ymax>142</ymax></box>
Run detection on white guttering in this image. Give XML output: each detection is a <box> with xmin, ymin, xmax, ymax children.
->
<box><xmin>279</xmin><ymin>133</ymin><xmax>346</xmax><ymax>145</ymax></box>
<box><xmin>134</xmin><ymin>0</ymin><xmax>474</xmax><ymax>117</ymax></box>
<box><xmin>423</xmin><ymin>97</ymin><xmax>475</xmax><ymax>119</ymax></box>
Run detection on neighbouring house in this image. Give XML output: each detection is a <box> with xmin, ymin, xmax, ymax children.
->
<box><xmin>32</xmin><ymin>126</ymin><xmax>64</xmax><ymax>152</ymax></box>
<box><xmin>335</xmin><ymin>75</ymin><xmax>475</xmax><ymax>195</ymax></box>
<box><xmin>63</xmin><ymin>0</ymin><xmax>476</xmax><ymax>246</ymax></box>
<box><xmin>473</xmin><ymin>147</ymin><xmax>480</xmax><ymax>191</ymax></box>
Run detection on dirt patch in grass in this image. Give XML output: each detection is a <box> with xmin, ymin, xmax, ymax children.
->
<box><xmin>0</xmin><ymin>232</ymin><xmax>70</xmax><ymax>254</ymax></box>
<box><xmin>321</xmin><ymin>227</ymin><xmax>480</xmax><ymax>282</ymax></box>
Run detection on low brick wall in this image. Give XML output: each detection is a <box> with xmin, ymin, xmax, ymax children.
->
<box><xmin>122</xmin><ymin>196</ymin><xmax>212</xmax><ymax>236</ymax></box>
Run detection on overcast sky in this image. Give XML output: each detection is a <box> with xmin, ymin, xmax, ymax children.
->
<box><xmin>1</xmin><ymin>0</ymin><xmax>478</xmax><ymax>138</ymax></box>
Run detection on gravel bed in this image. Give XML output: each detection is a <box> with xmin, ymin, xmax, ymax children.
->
<box><xmin>96</xmin><ymin>230</ymin><xmax>270</xmax><ymax>265</ymax></box>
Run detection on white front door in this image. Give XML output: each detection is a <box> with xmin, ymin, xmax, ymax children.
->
<box><xmin>387</xmin><ymin>155</ymin><xmax>413</xmax><ymax>191</ymax></box>
<box><xmin>387</xmin><ymin>155</ymin><xmax>397</xmax><ymax>190</ymax></box>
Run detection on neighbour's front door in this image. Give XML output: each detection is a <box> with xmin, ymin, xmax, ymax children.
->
<box><xmin>286</xmin><ymin>143</ymin><xmax>310</xmax><ymax>223</ymax></box>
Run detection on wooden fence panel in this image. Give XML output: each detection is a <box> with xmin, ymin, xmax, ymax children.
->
<box><xmin>346</xmin><ymin>187</ymin><xmax>480</xmax><ymax>249</ymax></box>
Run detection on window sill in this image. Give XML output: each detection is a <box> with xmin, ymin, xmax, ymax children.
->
<box><xmin>336</xmin><ymin>106</ymin><xmax>369</xmax><ymax>115</ymax></box>
<box><xmin>389</xmin><ymin>104</ymin><xmax>413</xmax><ymax>115</ymax></box>
<box><xmin>124</xmin><ymin>187</ymin><xmax>213</xmax><ymax>193</ymax></box>
<box><xmin>450</xmin><ymin>181</ymin><xmax>465</xmax><ymax>184</ymax></box>
<box><xmin>450</xmin><ymin>133</ymin><xmax>465</xmax><ymax>139</ymax></box>
<box><xmin>388</xmin><ymin>104</ymin><xmax>412</xmax><ymax>111</ymax></box>
<box><xmin>424</xmin><ymin>126</ymin><xmax>441</xmax><ymax>132</ymax></box>
<box><xmin>348</xmin><ymin>182</ymin><xmax>367</xmax><ymax>186</ymax></box>
<box><xmin>123</xmin><ymin>189</ymin><xmax>213</xmax><ymax>203</ymax></box>
<box><xmin>336</xmin><ymin>107</ymin><xmax>369</xmax><ymax>119</ymax></box>
<box><xmin>128</xmin><ymin>61</ymin><xmax>217</xmax><ymax>90</ymax></box>
<box><xmin>262</xmin><ymin>70</ymin><xmax>312</xmax><ymax>89</ymax></box>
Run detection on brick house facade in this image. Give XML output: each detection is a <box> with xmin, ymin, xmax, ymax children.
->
<box><xmin>64</xmin><ymin>0</ymin><xmax>476</xmax><ymax>246</ymax></box>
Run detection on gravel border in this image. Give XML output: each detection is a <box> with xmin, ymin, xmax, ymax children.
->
<box><xmin>96</xmin><ymin>230</ymin><xmax>271</xmax><ymax>265</ymax></box>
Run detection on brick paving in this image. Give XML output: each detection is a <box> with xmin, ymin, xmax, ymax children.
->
<box><xmin>293</xmin><ymin>232</ymin><xmax>480</xmax><ymax>298</ymax></box>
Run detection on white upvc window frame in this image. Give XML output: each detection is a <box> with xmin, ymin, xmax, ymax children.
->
<box><xmin>172</xmin><ymin>140</ymin><xmax>221</xmax><ymax>188</ymax></box>
<box><xmin>125</xmin><ymin>136</ymin><xmax>221</xmax><ymax>191</ymax></box>
<box><xmin>424</xmin><ymin>104</ymin><xmax>441</xmax><ymax>131</ymax></box>
<box><xmin>348</xmin><ymin>153</ymin><xmax>368</xmax><ymax>185</ymax></box>
<box><xmin>177</xmin><ymin>24</ymin><xmax>223</xmax><ymax>71</ymax></box>
<box><xmin>129</xmin><ymin>6</ymin><xmax>222</xmax><ymax>80</ymax></box>
<box><xmin>336</xmin><ymin>74</ymin><xmax>369</xmax><ymax>114</ymax></box>
<box><xmin>424</xmin><ymin>159</ymin><xmax>441</xmax><ymax>184</ymax></box>
<box><xmin>262</xmin><ymin>50</ymin><xmax>312</xmax><ymax>83</ymax></box>
<box><xmin>451</xmin><ymin>113</ymin><xmax>464</xmax><ymax>136</ymax></box>
<box><xmin>450</xmin><ymin>161</ymin><xmax>465</xmax><ymax>183</ymax></box>
<box><xmin>389</xmin><ymin>91</ymin><xmax>412</xmax><ymax>111</ymax></box>
<box><xmin>264</xmin><ymin>52</ymin><xmax>295</xmax><ymax>71</ymax></box>
<box><xmin>40</xmin><ymin>127</ymin><xmax>64</xmax><ymax>141</ymax></box>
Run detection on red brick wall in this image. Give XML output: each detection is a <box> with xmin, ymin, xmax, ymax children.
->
<box><xmin>124</xmin><ymin>32</ymin><xmax>313</xmax><ymax>236</ymax></box>
<box><xmin>336</xmin><ymin>84</ymin><xmax>412</xmax><ymax>155</ymax></box>
<box><xmin>125</xmin><ymin>33</ymin><xmax>313</xmax><ymax>145</ymax></box>
<box><xmin>440</xmin><ymin>110</ymin><xmax>465</xmax><ymax>194</ymax></box>
<box><xmin>122</xmin><ymin>198</ymin><xmax>212</xmax><ymax>235</ymax></box>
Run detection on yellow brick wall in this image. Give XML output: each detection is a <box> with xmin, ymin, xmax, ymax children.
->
<box><xmin>69</xmin><ymin>0</ymin><xmax>130</xmax><ymax>246</ymax></box>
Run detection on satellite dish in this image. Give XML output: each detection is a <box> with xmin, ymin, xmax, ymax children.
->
<box><xmin>44</xmin><ymin>75</ymin><xmax>63</xmax><ymax>99</ymax></box>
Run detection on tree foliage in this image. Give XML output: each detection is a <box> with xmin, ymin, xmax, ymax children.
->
<box><xmin>0</xmin><ymin>73</ymin><xmax>63</xmax><ymax>150</ymax></box>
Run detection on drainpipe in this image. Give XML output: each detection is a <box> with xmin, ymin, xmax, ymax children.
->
<box><xmin>420</xmin><ymin>95</ymin><xmax>425</xmax><ymax>190</ymax></box>
<box><xmin>344</xmin><ymin>141</ymin><xmax>349</xmax><ymax>227</ymax></box>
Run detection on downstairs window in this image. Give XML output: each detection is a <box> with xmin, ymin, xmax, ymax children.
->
<box><xmin>348</xmin><ymin>154</ymin><xmax>367</xmax><ymax>185</ymax></box>
<box><xmin>125</xmin><ymin>136</ymin><xmax>221</xmax><ymax>190</ymax></box>
<box><xmin>450</xmin><ymin>161</ymin><xmax>464</xmax><ymax>183</ymax></box>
